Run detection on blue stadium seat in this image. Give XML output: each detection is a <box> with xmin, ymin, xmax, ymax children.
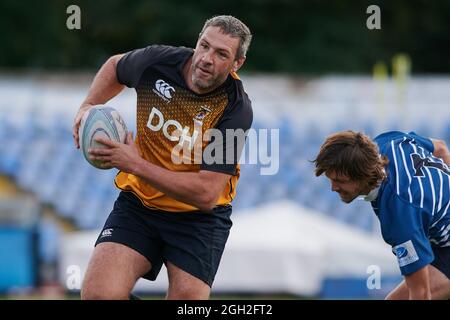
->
<box><xmin>16</xmin><ymin>140</ymin><xmax>54</xmax><ymax>191</ymax></box>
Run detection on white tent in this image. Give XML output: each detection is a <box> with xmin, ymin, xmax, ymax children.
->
<box><xmin>215</xmin><ymin>201</ymin><xmax>398</xmax><ymax>295</ymax></box>
<box><xmin>59</xmin><ymin>201</ymin><xmax>399</xmax><ymax>296</ymax></box>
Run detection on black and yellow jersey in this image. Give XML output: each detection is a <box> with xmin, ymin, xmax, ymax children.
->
<box><xmin>115</xmin><ymin>45</ymin><xmax>253</xmax><ymax>212</ymax></box>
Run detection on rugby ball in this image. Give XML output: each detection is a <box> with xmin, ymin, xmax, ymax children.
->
<box><xmin>79</xmin><ymin>105</ymin><xmax>128</xmax><ymax>169</ymax></box>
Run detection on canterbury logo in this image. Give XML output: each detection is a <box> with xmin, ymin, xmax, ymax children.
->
<box><xmin>154</xmin><ymin>79</ymin><xmax>175</xmax><ymax>101</ymax></box>
<box><xmin>101</xmin><ymin>228</ymin><xmax>113</xmax><ymax>237</ymax></box>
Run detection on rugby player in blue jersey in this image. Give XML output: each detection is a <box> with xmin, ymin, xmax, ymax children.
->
<box><xmin>314</xmin><ymin>130</ymin><xmax>450</xmax><ymax>299</ymax></box>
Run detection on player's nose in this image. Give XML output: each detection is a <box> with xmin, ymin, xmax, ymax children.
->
<box><xmin>201</xmin><ymin>52</ymin><xmax>213</xmax><ymax>65</ymax></box>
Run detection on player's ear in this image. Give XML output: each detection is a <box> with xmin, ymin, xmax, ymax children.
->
<box><xmin>232</xmin><ymin>56</ymin><xmax>246</xmax><ymax>73</ymax></box>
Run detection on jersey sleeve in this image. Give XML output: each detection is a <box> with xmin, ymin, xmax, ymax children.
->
<box><xmin>116</xmin><ymin>45</ymin><xmax>174</xmax><ymax>88</ymax></box>
<box><xmin>200</xmin><ymin>90</ymin><xmax>253</xmax><ymax>175</ymax></box>
<box><xmin>380</xmin><ymin>185</ymin><xmax>434</xmax><ymax>276</ymax></box>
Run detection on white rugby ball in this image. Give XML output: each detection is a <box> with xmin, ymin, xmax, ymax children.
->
<box><xmin>79</xmin><ymin>105</ymin><xmax>128</xmax><ymax>169</ymax></box>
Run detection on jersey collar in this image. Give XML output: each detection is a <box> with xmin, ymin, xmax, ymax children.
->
<box><xmin>361</xmin><ymin>186</ymin><xmax>380</xmax><ymax>202</ymax></box>
<box><xmin>358</xmin><ymin>168</ymin><xmax>386</xmax><ymax>202</ymax></box>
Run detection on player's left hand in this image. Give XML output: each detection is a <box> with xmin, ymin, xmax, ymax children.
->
<box><xmin>89</xmin><ymin>132</ymin><xmax>143</xmax><ymax>173</ymax></box>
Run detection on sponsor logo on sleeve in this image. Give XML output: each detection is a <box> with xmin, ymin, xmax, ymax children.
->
<box><xmin>392</xmin><ymin>240</ymin><xmax>419</xmax><ymax>267</ymax></box>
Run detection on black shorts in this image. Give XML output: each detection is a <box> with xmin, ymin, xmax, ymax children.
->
<box><xmin>431</xmin><ymin>245</ymin><xmax>450</xmax><ymax>279</ymax></box>
<box><xmin>95</xmin><ymin>191</ymin><xmax>233</xmax><ymax>287</ymax></box>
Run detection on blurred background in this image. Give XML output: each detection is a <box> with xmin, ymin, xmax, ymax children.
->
<box><xmin>1</xmin><ymin>0</ymin><xmax>450</xmax><ymax>299</ymax></box>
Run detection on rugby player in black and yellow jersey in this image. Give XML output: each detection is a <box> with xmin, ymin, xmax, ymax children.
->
<box><xmin>72</xmin><ymin>15</ymin><xmax>253</xmax><ymax>300</ymax></box>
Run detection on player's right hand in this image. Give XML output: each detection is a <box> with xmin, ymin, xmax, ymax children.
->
<box><xmin>73</xmin><ymin>104</ymin><xmax>93</xmax><ymax>149</ymax></box>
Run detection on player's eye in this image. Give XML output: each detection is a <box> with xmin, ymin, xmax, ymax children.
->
<box><xmin>218</xmin><ymin>52</ymin><xmax>228</xmax><ymax>59</ymax></box>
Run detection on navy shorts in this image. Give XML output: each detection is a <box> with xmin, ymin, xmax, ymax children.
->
<box><xmin>95</xmin><ymin>191</ymin><xmax>233</xmax><ymax>287</ymax></box>
<box><xmin>431</xmin><ymin>245</ymin><xmax>450</xmax><ymax>279</ymax></box>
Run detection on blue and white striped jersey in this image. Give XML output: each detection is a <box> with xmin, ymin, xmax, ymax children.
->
<box><xmin>371</xmin><ymin>131</ymin><xmax>450</xmax><ymax>275</ymax></box>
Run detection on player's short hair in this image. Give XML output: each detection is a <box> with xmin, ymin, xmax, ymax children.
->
<box><xmin>199</xmin><ymin>15</ymin><xmax>252</xmax><ymax>59</ymax></box>
<box><xmin>313</xmin><ymin>131</ymin><xmax>389</xmax><ymax>190</ymax></box>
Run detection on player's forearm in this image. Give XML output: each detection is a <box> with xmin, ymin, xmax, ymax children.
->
<box><xmin>431</xmin><ymin>139</ymin><xmax>450</xmax><ymax>166</ymax></box>
<box><xmin>133</xmin><ymin>159</ymin><xmax>217</xmax><ymax>211</ymax></box>
<box><xmin>405</xmin><ymin>266</ymin><xmax>431</xmax><ymax>300</ymax></box>
<box><xmin>437</xmin><ymin>151</ymin><xmax>450</xmax><ymax>167</ymax></box>
<box><xmin>81</xmin><ymin>54</ymin><xmax>125</xmax><ymax>108</ymax></box>
<box><xmin>408</xmin><ymin>287</ymin><xmax>431</xmax><ymax>300</ymax></box>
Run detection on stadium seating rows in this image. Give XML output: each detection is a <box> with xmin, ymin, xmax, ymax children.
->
<box><xmin>2</xmin><ymin>76</ymin><xmax>450</xmax><ymax>295</ymax></box>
